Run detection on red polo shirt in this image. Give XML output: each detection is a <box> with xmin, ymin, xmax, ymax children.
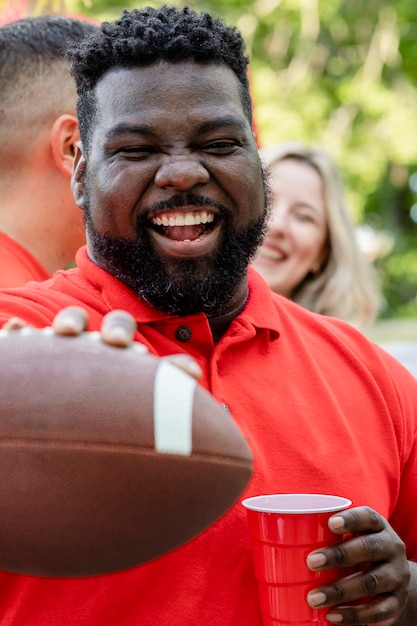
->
<box><xmin>0</xmin><ymin>246</ymin><xmax>416</xmax><ymax>625</ymax></box>
<box><xmin>0</xmin><ymin>232</ymin><xmax>50</xmax><ymax>288</ymax></box>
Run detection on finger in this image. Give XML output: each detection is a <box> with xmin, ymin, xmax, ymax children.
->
<box><xmin>325</xmin><ymin>591</ymin><xmax>407</xmax><ymax>625</ymax></box>
<box><xmin>53</xmin><ymin>307</ymin><xmax>88</xmax><ymax>335</ymax></box>
<box><xmin>307</xmin><ymin>507</ymin><xmax>394</xmax><ymax>572</ymax></box>
<box><xmin>1</xmin><ymin>317</ymin><xmax>28</xmax><ymax>330</ymax></box>
<box><xmin>307</xmin><ymin>528</ymin><xmax>404</xmax><ymax>573</ymax></box>
<box><xmin>308</xmin><ymin>561</ymin><xmax>408</xmax><ymax>608</ymax></box>
<box><xmin>100</xmin><ymin>309</ymin><xmax>137</xmax><ymax>347</ymax></box>
<box><xmin>165</xmin><ymin>354</ymin><xmax>202</xmax><ymax>381</ymax></box>
<box><xmin>307</xmin><ymin>535</ymin><xmax>382</xmax><ymax>571</ymax></box>
<box><xmin>328</xmin><ymin>506</ymin><xmax>385</xmax><ymax>536</ymax></box>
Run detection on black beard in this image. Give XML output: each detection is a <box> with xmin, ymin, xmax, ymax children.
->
<box><xmin>84</xmin><ymin>178</ymin><xmax>271</xmax><ymax>317</ymax></box>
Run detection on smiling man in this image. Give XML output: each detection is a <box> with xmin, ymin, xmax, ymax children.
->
<box><xmin>77</xmin><ymin>60</ymin><xmax>268</xmax><ymax>317</ymax></box>
<box><xmin>0</xmin><ymin>6</ymin><xmax>416</xmax><ymax>626</ymax></box>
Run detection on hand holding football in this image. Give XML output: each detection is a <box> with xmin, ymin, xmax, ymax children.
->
<box><xmin>0</xmin><ymin>328</ymin><xmax>252</xmax><ymax>577</ymax></box>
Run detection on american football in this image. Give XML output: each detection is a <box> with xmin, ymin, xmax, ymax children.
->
<box><xmin>0</xmin><ymin>328</ymin><xmax>252</xmax><ymax>577</ymax></box>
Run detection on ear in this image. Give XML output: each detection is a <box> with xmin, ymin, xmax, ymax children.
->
<box><xmin>50</xmin><ymin>114</ymin><xmax>80</xmax><ymax>177</ymax></box>
<box><xmin>71</xmin><ymin>142</ymin><xmax>87</xmax><ymax>210</ymax></box>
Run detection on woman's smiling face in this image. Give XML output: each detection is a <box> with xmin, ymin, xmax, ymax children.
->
<box><xmin>252</xmin><ymin>157</ymin><xmax>329</xmax><ymax>297</ymax></box>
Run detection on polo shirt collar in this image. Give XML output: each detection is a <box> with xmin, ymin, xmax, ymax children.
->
<box><xmin>76</xmin><ymin>246</ymin><xmax>281</xmax><ymax>338</ymax></box>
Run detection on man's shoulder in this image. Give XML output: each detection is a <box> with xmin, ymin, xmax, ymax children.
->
<box><xmin>0</xmin><ymin>270</ymin><xmax>83</xmax><ymax>328</ymax></box>
<box><xmin>0</xmin><ymin>232</ymin><xmax>50</xmax><ymax>288</ymax></box>
<box><xmin>268</xmin><ymin>291</ymin><xmax>417</xmax><ymax>385</ymax></box>
<box><xmin>0</xmin><ymin>247</ymin><xmax>108</xmax><ymax>328</ymax></box>
<box><xmin>247</xmin><ymin>267</ymin><xmax>370</xmax><ymax>345</ymax></box>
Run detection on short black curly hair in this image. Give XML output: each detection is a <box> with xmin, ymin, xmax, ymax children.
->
<box><xmin>68</xmin><ymin>5</ymin><xmax>252</xmax><ymax>154</ymax></box>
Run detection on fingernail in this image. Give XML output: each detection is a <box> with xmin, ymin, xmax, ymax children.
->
<box><xmin>329</xmin><ymin>515</ymin><xmax>345</xmax><ymax>530</ymax></box>
<box><xmin>105</xmin><ymin>325</ymin><xmax>132</xmax><ymax>346</ymax></box>
<box><xmin>307</xmin><ymin>552</ymin><xmax>326</xmax><ymax>569</ymax></box>
<box><xmin>54</xmin><ymin>319</ymin><xmax>82</xmax><ymax>335</ymax></box>
<box><xmin>2</xmin><ymin>318</ymin><xmax>24</xmax><ymax>330</ymax></box>
<box><xmin>179</xmin><ymin>357</ymin><xmax>202</xmax><ymax>378</ymax></box>
<box><xmin>326</xmin><ymin>613</ymin><xmax>344</xmax><ymax>623</ymax></box>
<box><xmin>307</xmin><ymin>591</ymin><xmax>326</xmax><ymax>607</ymax></box>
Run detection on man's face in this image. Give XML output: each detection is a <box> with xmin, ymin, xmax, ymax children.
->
<box><xmin>74</xmin><ymin>61</ymin><xmax>269</xmax><ymax>315</ymax></box>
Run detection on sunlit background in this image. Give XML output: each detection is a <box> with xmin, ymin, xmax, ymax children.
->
<box><xmin>1</xmin><ymin>0</ymin><xmax>417</xmax><ymax>321</ymax></box>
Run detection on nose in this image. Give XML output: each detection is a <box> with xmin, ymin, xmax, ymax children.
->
<box><xmin>268</xmin><ymin>208</ymin><xmax>287</xmax><ymax>233</ymax></box>
<box><xmin>154</xmin><ymin>156</ymin><xmax>210</xmax><ymax>190</ymax></box>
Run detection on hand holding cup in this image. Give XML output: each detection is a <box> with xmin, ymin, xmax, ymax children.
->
<box><xmin>306</xmin><ymin>506</ymin><xmax>411</xmax><ymax>625</ymax></box>
<box><xmin>242</xmin><ymin>493</ymin><xmax>352</xmax><ymax>626</ymax></box>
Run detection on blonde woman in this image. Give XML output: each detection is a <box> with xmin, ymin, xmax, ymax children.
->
<box><xmin>252</xmin><ymin>142</ymin><xmax>381</xmax><ymax>327</ymax></box>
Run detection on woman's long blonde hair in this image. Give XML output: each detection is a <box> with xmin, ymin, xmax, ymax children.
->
<box><xmin>259</xmin><ymin>142</ymin><xmax>382</xmax><ymax>327</ymax></box>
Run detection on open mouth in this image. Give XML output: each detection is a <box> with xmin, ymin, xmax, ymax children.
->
<box><xmin>150</xmin><ymin>209</ymin><xmax>218</xmax><ymax>242</ymax></box>
<box><xmin>258</xmin><ymin>246</ymin><xmax>286</xmax><ymax>262</ymax></box>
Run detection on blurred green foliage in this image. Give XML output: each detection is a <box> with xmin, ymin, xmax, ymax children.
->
<box><xmin>66</xmin><ymin>0</ymin><xmax>417</xmax><ymax>318</ymax></box>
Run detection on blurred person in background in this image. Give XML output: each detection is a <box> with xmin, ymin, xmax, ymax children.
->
<box><xmin>252</xmin><ymin>142</ymin><xmax>381</xmax><ymax>328</ymax></box>
<box><xmin>0</xmin><ymin>15</ymin><xmax>96</xmax><ymax>287</ymax></box>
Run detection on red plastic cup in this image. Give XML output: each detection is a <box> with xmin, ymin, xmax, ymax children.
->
<box><xmin>242</xmin><ymin>494</ymin><xmax>352</xmax><ymax>626</ymax></box>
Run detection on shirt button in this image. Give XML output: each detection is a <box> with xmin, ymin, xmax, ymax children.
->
<box><xmin>175</xmin><ymin>325</ymin><xmax>192</xmax><ymax>342</ymax></box>
<box><xmin>221</xmin><ymin>403</ymin><xmax>230</xmax><ymax>414</ymax></box>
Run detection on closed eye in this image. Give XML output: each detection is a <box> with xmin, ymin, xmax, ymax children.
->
<box><xmin>291</xmin><ymin>204</ymin><xmax>325</xmax><ymax>225</ymax></box>
<box><xmin>200</xmin><ymin>140</ymin><xmax>241</xmax><ymax>154</ymax></box>
<box><xmin>294</xmin><ymin>211</ymin><xmax>316</xmax><ymax>222</ymax></box>
<box><xmin>117</xmin><ymin>147</ymin><xmax>156</xmax><ymax>159</ymax></box>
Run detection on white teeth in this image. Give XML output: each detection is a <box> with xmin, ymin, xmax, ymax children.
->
<box><xmin>260</xmin><ymin>248</ymin><xmax>285</xmax><ymax>261</ymax></box>
<box><xmin>151</xmin><ymin>211</ymin><xmax>214</xmax><ymax>227</ymax></box>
